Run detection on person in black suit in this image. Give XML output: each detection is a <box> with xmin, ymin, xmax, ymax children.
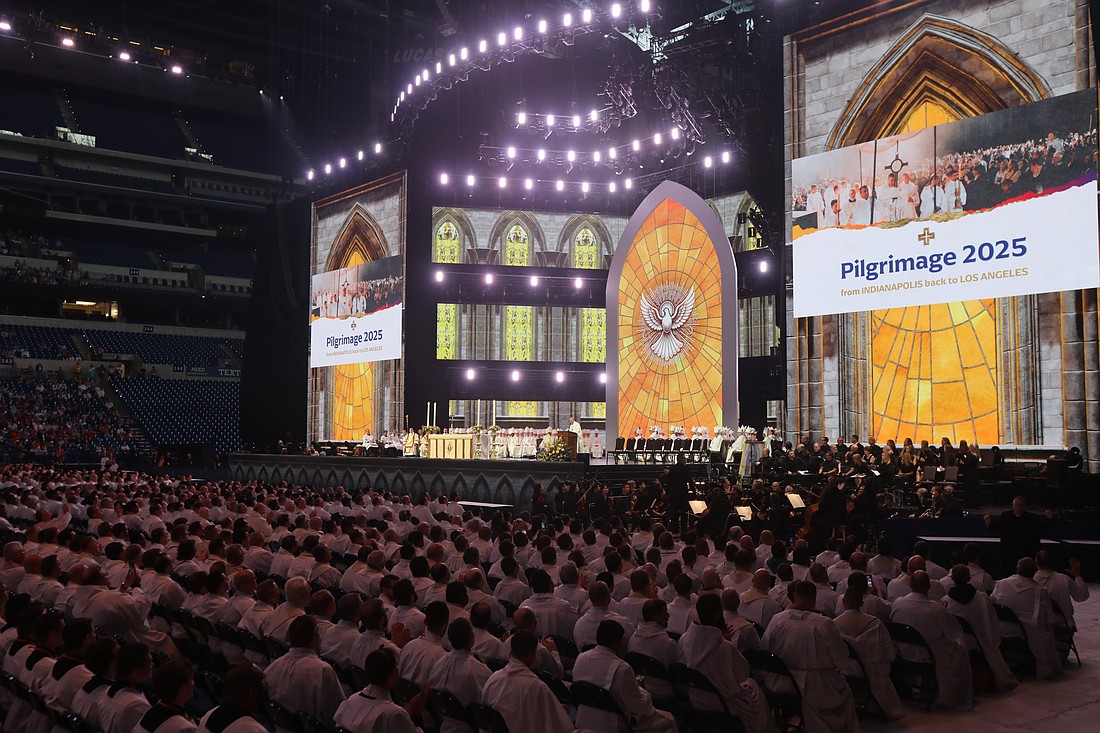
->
<box><xmin>985</xmin><ymin>495</ymin><xmax>1053</xmax><ymax>576</ymax></box>
<box><xmin>665</xmin><ymin>452</ymin><xmax>693</xmax><ymax>535</ymax></box>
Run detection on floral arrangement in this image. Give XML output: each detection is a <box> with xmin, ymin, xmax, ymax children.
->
<box><xmin>469</xmin><ymin>425</ymin><xmax>485</xmax><ymax>433</ymax></box>
<box><xmin>488</xmin><ymin>425</ymin><xmax>501</xmax><ymax>433</ymax></box>
<box><xmin>539</xmin><ymin>436</ymin><xmax>571</xmax><ymax>462</ymax></box>
<box><xmin>423</xmin><ymin>425</ymin><xmax>442</xmax><ymax>435</ymax></box>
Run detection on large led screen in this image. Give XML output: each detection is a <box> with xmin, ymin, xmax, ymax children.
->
<box><xmin>791</xmin><ymin>89</ymin><xmax>1099</xmax><ymax>318</ymax></box>
<box><xmin>309</xmin><ymin>256</ymin><xmax>403</xmax><ymax>366</ymax></box>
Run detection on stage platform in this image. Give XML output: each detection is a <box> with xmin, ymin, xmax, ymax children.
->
<box><xmin>227</xmin><ymin>453</ymin><xmax>589</xmax><ymax>510</ymax></box>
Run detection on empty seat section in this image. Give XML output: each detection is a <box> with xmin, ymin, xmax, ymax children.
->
<box><xmin>0</xmin><ymin>79</ymin><xmax>63</xmax><ymax>137</ymax></box>
<box><xmin>109</xmin><ymin>376</ymin><xmax>241</xmax><ymax>453</ymax></box>
<box><xmin>159</xmin><ymin>247</ymin><xmax>255</xmax><ymax>278</ymax></box>
<box><xmin>82</xmin><ymin>331</ymin><xmax>235</xmax><ymax>367</ymax></box>
<box><xmin>0</xmin><ymin>325</ymin><xmax>78</xmax><ymax>359</ymax></box>
<box><xmin>66</xmin><ymin>92</ymin><xmax>186</xmax><ymax>159</ymax></box>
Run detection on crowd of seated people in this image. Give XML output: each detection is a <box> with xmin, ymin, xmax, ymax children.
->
<box><xmin>0</xmin><ymin>376</ymin><xmax>138</xmax><ymax>465</ymax></box>
<box><xmin>0</xmin><ymin>462</ymin><xmax>1089</xmax><ymax>733</ymax></box>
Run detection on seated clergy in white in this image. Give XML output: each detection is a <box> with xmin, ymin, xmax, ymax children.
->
<box><xmin>481</xmin><ymin>630</ymin><xmax>575</xmax><ymax>733</ymax></box>
<box><xmin>334</xmin><ymin>648</ymin><xmax>430</xmax><ymax>733</ymax></box>
<box><xmin>518</xmin><ymin>569</ymin><xmax>579</xmax><ymax>642</ymax></box>
<box><xmin>677</xmin><ymin>594</ymin><xmax>776</xmax><ymax>733</ymax></box>
<box><xmin>100</xmin><ymin>642</ymin><xmax>153</xmax><ymax>733</ymax></box>
<box><xmin>511</xmin><ymin>607</ymin><xmax>565</xmax><ymax>678</ymax></box>
<box><xmin>427</xmin><ymin>618</ymin><xmax>492</xmax><ymax>733</ymax></box>
<box><xmin>574</xmin><ymin>581</ymin><xmax>636</xmax><ymax>651</ymax></box>
<box><xmin>135</xmin><ymin>658</ymin><xmax>197</xmax><ymax>733</ymax></box>
<box><xmin>887</xmin><ymin>556</ymin><xmax>946</xmax><ymax>603</ymax></box>
<box><xmin>720</xmin><ymin>589</ymin><xmax>762</xmax><ymax>653</ymax></box>
<box><xmin>833</xmin><ymin>581</ymin><xmax>906</xmax><ymax>720</ymax></box>
<box><xmin>572</xmin><ymin>620</ymin><xmax>677</xmax><ymax>733</ymax></box>
<box><xmin>1034</xmin><ymin>551</ymin><xmax>1090</xmax><ymax>631</ymax></box>
<box><xmin>70</xmin><ymin>638</ymin><xmax>118</xmax><ymax>730</ymax></box>
<box><xmin>991</xmin><ymin>557</ymin><xmax>1062</xmax><ymax>679</ymax></box>
<box><xmin>740</xmin><ymin>569</ymin><xmax>782</xmax><ymax>631</ymax></box>
<box><xmin>197</xmin><ymin>664</ymin><xmax>270</xmax><ymax>733</ymax></box>
<box><xmin>398</xmin><ymin>601</ymin><xmax>450</xmax><ymax>687</ymax></box>
<box><xmin>627</xmin><ymin>599</ymin><xmax>678</xmax><ymax>701</ymax></box>
<box><xmin>262</xmin><ymin>615</ymin><xmax>346</xmax><ymax>721</ymax></box>
<box><xmin>352</xmin><ymin>598</ymin><xmax>408</xmax><ymax>664</ymax></box>
<box><xmin>942</xmin><ymin>564</ymin><xmax>1016</xmax><ymax>694</ymax></box>
<box><xmin>889</xmin><ymin>571</ymin><xmax>973</xmax><ymax>710</ymax></box>
<box><xmin>43</xmin><ymin>618</ymin><xmax>96</xmax><ymax>711</ymax></box>
<box><xmin>763</xmin><ymin>581</ymin><xmax>860</xmax><ymax>733</ymax></box>
<box><xmin>259</xmin><ymin>577</ymin><xmax>309</xmax><ymax>644</ymax></box>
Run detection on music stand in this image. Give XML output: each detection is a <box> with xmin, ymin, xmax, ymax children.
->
<box><xmin>736</xmin><ymin>506</ymin><xmax>754</xmax><ymax>521</ymax></box>
<box><xmin>688</xmin><ymin>500</ymin><xmax>709</xmax><ymax>515</ymax></box>
<box><xmin>786</xmin><ymin>494</ymin><xmax>806</xmax><ymax>509</ymax></box>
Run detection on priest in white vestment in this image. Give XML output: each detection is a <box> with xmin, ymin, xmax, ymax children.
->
<box><xmin>833</xmin><ymin>584</ymin><xmax>905</xmax><ymax>720</ymax></box>
<box><xmin>428</xmin><ymin>619</ymin><xmax>492</xmax><ymax>733</ymax></box>
<box><xmin>763</xmin><ymin>581</ymin><xmax>860</xmax><ymax>733</ymax></box>
<box><xmin>991</xmin><ymin>558</ymin><xmax>1062</xmax><ymax>679</ymax></box>
<box><xmin>942</xmin><ymin>564</ymin><xmax>1016</xmax><ymax>694</ymax></box>
<box><xmin>334</xmin><ymin>648</ymin><xmax>427</xmax><ymax>733</ymax></box>
<box><xmin>262</xmin><ymin>616</ymin><xmax>346</xmax><ymax>721</ymax></box>
<box><xmin>889</xmin><ymin>571</ymin><xmax>973</xmax><ymax>710</ymax></box>
<box><xmin>480</xmin><ymin>631</ymin><xmax>575</xmax><ymax>733</ymax></box>
<box><xmin>1034</xmin><ymin>551</ymin><xmax>1090</xmax><ymax>631</ymax></box>
<box><xmin>572</xmin><ymin>620</ymin><xmax>676</xmax><ymax>733</ymax></box>
<box><xmin>677</xmin><ymin>595</ymin><xmax>775</xmax><ymax>733</ymax></box>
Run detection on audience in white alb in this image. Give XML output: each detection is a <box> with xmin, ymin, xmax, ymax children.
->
<box><xmin>0</xmin><ymin>463</ymin><xmax>1090</xmax><ymax>733</ymax></box>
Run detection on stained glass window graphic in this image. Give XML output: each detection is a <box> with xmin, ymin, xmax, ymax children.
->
<box><xmin>436</xmin><ymin>303</ymin><xmax>457</xmax><ymax>360</ymax></box>
<box><xmin>332</xmin><ymin>247</ymin><xmax>373</xmax><ymax>440</ymax></box>
<box><xmin>573</xmin><ymin>227</ymin><xmax>600</xmax><ymax>269</ymax></box>
<box><xmin>504</xmin><ymin>305</ymin><xmax>534</xmax><ymax>361</ymax></box>
<box><xmin>871</xmin><ymin>299</ymin><xmax>998</xmax><ymax>445</ymax></box>
<box><xmin>503</xmin><ymin>224</ymin><xmax>530</xmax><ymax>266</ymax></box>
<box><xmin>506</xmin><ymin>401</ymin><xmax>539</xmax><ymax>417</ymax></box>
<box><xmin>616</xmin><ymin>198</ymin><xmax>726</xmax><ymax>436</ymax></box>
<box><xmin>434</xmin><ymin>220</ymin><xmax>461</xmax><ymax>263</ymax></box>
<box><xmin>580</xmin><ymin>308</ymin><xmax>606</xmax><ymax>362</ymax></box>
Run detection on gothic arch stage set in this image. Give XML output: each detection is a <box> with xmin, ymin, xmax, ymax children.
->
<box><xmin>233</xmin><ymin>0</ymin><xmax>1099</xmax><ymax>501</ymax></box>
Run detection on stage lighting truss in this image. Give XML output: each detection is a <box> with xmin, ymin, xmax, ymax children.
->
<box><xmin>389</xmin><ymin>2</ymin><xmax>658</xmax><ymax>130</ymax></box>
<box><xmin>476</xmin><ymin>126</ymin><xmax>699</xmax><ymax>175</ymax></box>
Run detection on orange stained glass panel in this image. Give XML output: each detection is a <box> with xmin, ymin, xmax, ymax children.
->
<box><xmin>617</xmin><ymin>199</ymin><xmax>725</xmax><ymax>435</ymax></box>
<box><xmin>331</xmin><ymin>248</ymin><xmax>374</xmax><ymax>440</ymax></box>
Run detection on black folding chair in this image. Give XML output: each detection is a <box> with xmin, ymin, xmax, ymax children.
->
<box><xmin>885</xmin><ymin>622</ymin><xmax>938</xmax><ymax>710</ymax></box>
<box><xmin>743</xmin><ymin>648</ymin><xmax>804</xmax><ymax>731</ymax></box>
<box><xmin>535</xmin><ymin>669</ymin><xmax>571</xmax><ymax>706</ymax></box>
<box><xmin>571</xmin><ymin>680</ymin><xmax>633</xmax><ymax>731</ymax></box>
<box><xmin>840</xmin><ymin>639</ymin><xmax>875</xmax><ymax>717</ymax></box>
<box><xmin>468</xmin><ymin>702</ymin><xmax>511</xmax><ymax>733</ymax></box>
<box><xmin>992</xmin><ymin>603</ymin><xmax>1036</xmax><ymax>678</ymax></box>
<box><xmin>669</xmin><ymin>662</ymin><xmax>748</xmax><ymax>733</ymax></box>
<box><xmin>1050</xmin><ymin>599</ymin><xmax>1081</xmax><ymax>666</ymax></box>
<box><xmin>624</xmin><ymin>652</ymin><xmax>676</xmax><ymax>712</ymax></box>
<box><xmin>429</xmin><ymin>689</ymin><xmax>476</xmax><ymax>731</ymax></box>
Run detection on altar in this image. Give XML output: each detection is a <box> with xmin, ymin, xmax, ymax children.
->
<box><xmin>426</xmin><ymin>433</ymin><xmax>474</xmax><ymax>460</ymax></box>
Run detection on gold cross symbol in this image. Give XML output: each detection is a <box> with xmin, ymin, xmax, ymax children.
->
<box><xmin>917</xmin><ymin>227</ymin><xmax>935</xmax><ymax>246</ymax></box>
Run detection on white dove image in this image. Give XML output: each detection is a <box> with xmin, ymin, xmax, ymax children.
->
<box><xmin>639</xmin><ymin>283</ymin><xmax>696</xmax><ymax>362</ymax></box>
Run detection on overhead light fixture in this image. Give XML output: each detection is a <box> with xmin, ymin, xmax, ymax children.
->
<box><xmin>530</xmin><ymin>275</ymin><xmax>539</xmax><ymax>286</ymax></box>
<box><xmin>511</xmin><ymin>370</ymin><xmax>521</xmax><ymax>381</ymax></box>
<box><xmin>632</xmin><ymin>140</ymin><xmax>641</xmax><ymax>151</ymax></box>
<box><xmin>0</xmin><ymin>21</ymin><xmax>11</xmax><ymax>31</ymax></box>
<box><xmin>581</xmin><ymin>182</ymin><xmax>590</xmax><ymax>193</ymax></box>
<box><xmin>555</xmin><ymin>371</ymin><xmax>565</xmax><ymax>383</ymax></box>
<box><xmin>466</xmin><ymin>174</ymin><xmax>475</xmax><ymax>186</ymax></box>
<box><xmin>478</xmin><ymin>39</ymin><xmax>487</xmax><ymax>53</ymax></box>
<box><xmin>563</xmin><ymin>13</ymin><xmax>573</xmax><ymax>27</ymax></box>
<box><xmin>589</xmin><ymin>110</ymin><xmax>599</xmax><ymax>122</ymax></box>
<box><xmin>759</xmin><ymin>261</ymin><xmax>769</xmax><ymax>273</ymax></box>
<box><xmin>525</xmin><ymin>178</ymin><xmax>534</xmax><ymax>190</ymax></box>
<box><xmin>572</xmin><ymin>114</ymin><xmax>581</xmax><ymax>127</ymax></box>
<box><xmin>375</xmin><ymin>142</ymin><xmax>383</xmax><ymax>154</ymax></box>
<box><xmin>653</xmin><ymin>132</ymin><xmax>662</xmax><ymax>145</ymax></box>
<box><xmin>537</xmin><ymin>149</ymin><xmax>546</xmax><ymax>161</ymax></box>
<box><xmin>609</xmin><ymin>147</ymin><xmax>618</xmax><ymax>159</ymax></box>
<box><xmin>593</xmin><ymin>151</ymin><xmax>602</xmax><ymax>162</ymax></box>
<box><xmin>498</xmin><ymin>31</ymin><xmax>507</xmax><ymax>46</ymax></box>
<box><xmin>306</xmin><ymin>169</ymin><xmax>315</xmax><ymax>181</ymax></box>
<box><xmin>460</xmin><ymin>47</ymin><xmax>468</xmax><ymax>60</ymax></box>
<box><xmin>537</xmin><ymin>19</ymin><xmax>547</xmax><ymax>33</ymax></box>
<box><xmin>506</xmin><ymin>146</ymin><xmax>516</xmax><ymax>159</ymax></box>
<box><xmin>440</xmin><ymin>172</ymin><xmax>449</xmax><ymax>184</ymax></box>
<box><xmin>324</xmin><ymin>163</ymin><xmax>332</xmax><ymax>175</ymax></box>
<box><xmin>611</xmin><ymin>4</ymin><xmax>622</xmax><ymax>19</ymax></box>
<box><xmin>566</xmin><ymin>150</ymin><xmax>575</xmax><ymax>162</ymax></box>
<box><xmin>546</xmin><ymin>114</ymin><xmax>555</xmax><ymax>127</ymax></box>
<box><xmin>609</xmin><ymin>181</ymin><xmax>617</xmax><ymax>192</ymax></box>
<box><xmin>435</xmin><ymin>270</ymin><xmax>445</xmax><ymax>282</ymax></box>
<box><xmin>722</xmin><ymin>151</ymin><xmax>731</xmax><ymax>163</ymax></box>
<box><xmin>641</xmin><ymin>0</ymin><xmax>651</xmax><ymax>12</ymax></box>
<box><xmin>61</xmin><ymin>37</ymin><xmax>75</xmax><ymax>47</ymax></box>
<box><xmin>704</xmin><ymin>156</ymin><xmax>713</xmax><ymax>168</ymax></box>
<box><xmin>448</xmin><ymin>53</ymin><xmax>456</xmax><ymax>66</ymax></box>
<box><xmin>118</xmin><ymin>51</ymin><xmax>131</xmax><ymax>61</ymax></box>
<box><xmin>466</xmin><ymin>368</ymin><xmax>476</xmax><ymax>380</ymax></box>
<box><xmin>574</xmin><ymin>277</ymin><xmax>583</xmax><ymax>288</ymax></box>
<box><xmin>671</xmin><ymin>128</ymin><xmax>681</xmax><ymax>140</ymax></box>
<box><xmin>357</xmin><ymin>150</ymin><xmax>364</xmax><ymax>161</ymax></box>
<box><xmin>599</xmin><ymin>373</ymin><xmax>607</xmax><ymax>384</ymax></box>
<box><xmin>484</xmin><ymin>273</ymin><xmax>494</xmax><ymax>284</ymax></box>
<box><xmin>514</xmin><ymin>26</ymin><xmax>523</xmax><ymax>41</ymax></box>
<box><xmin>582</xmin><ymin>9</ymin><xmax>593</xmax><ymax>23</ymax></box>
<box><xmin>555</xmin><ymin>180</ymin><xmax>564</xmax><ymax>191</ymax></box>
<box><xmin>517</xmin><ymin>111</ymin><xmax>527</xmax><ymax>125</ymax></box>
<box><xmin>624</xmin><ymin>178</ymin><xmax>633</xmax><ymax>189</ymax></box>
<box><xmin>498</xmin><ymin>176</ymin><xmax>507</xmax><ymax>188</ymax></box>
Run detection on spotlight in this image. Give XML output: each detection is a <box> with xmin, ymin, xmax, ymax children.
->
<box><xmin>375</xmin><ymin>142</ymin><xmax>383</xmax><ymax>154</ymax></box>
<box><xmin>537</xmin><ymin>19</ymin><xmax>547</xmax><ymax>33</ymax></box>
<box><xmin>671</xmin><ymin>128</ymin><xmax>680</xmax><ymax>140</ymax></box>
<box><xmin>759</xmin><ymin>261</ymin><xmax>769</xmax><ymax>273</ymax></box>
<box><xmin>118</xmin><ymin>51</ymin><xmax>131</xmax><ymax>61</ymax></box>
<box><xmin>448</xmin><ymin>53</ymin><xmax>456</xmax><ymax>66</ymax></box>
<box><xmin>581</xmin><ymin>181</ymin><xmax>589</xmax><ymax>193</ymax></box>
<box><xmin>478</xmin><ymin>39</ymin><xmax>487</xmax><ymax>53</ymax></box>
<box><xmin>555</xmin><ymin>371</ymin><xmax>565</xmax><ymax>383</ymax></box>
<box><xmin>625</xmin><ymin>178</ymin><xmax>633</xmax><ymax>189</ymax></box>
<box><xmin>466</xmin><ymin>368</ymin><xmax>476</xmax><ymax>380</ymax></box>
<box><xmin>572</xmin><ymin>114</ymin><xmax>581</xmax><ymax>127</ymax></box>
<box><xmin>590</xmin><ymin>109</ymin><xmax>599</xmax><ymax>122</ymax></box>
<box><xmin>704</xmin><ymin>156</ymin><xmax>713</xmax><ymax>168</ymax></box>
<box><xmin>61</xmin><ymin>37</ymin><xmax>75</xmax><ymax>47</ymax></box>
<box><xmin>460</xmin><ymin>47</ymin><xmax>468</xmax><ymax>60</ymax></box>
<box><xmin>170</xmin><ymin>64</ymin><xmax>184</xmax><ymax>74</ymax></box>
<box><xmin>357</xmin><ymin>150</ymin><xmax>364</xmax><ymax>161</ymax></box>
<box><xmin>609</xmin><ymin>181</ymin><xmax>617</xmax><ymax>192</ymax></box>
<box><xmin>525</xmin><ymin>178</ymin><xmax>534</xmax><ymax>190</ymax></box>
<box><xmin>422</xmin><ymin>67</ymin><xmax>430</xmax><ymax>80</ymax></box>
<box><xmin>567</xmin><ymin>150</ymin><xmax>575</xmax><ymax>162</ymax></box>
<box><xmin>497</xmin><ymin>31</ymin><xmax>507</xmax><ymax>46</ymax></box>
<box><xmin>599</xmin><ymin>372</ymin><xmax>607</xmax><ymax>384</ymax></box>
<box><xmin>537</xmin><ymin>149</ymin><xmax>546</xmax><ymax>161</ymax></box>
<box><xmin>530</xmin><ymin>275</ymin><xmax>539</xmax><ymax>286</ymax></box>
<box><xmin>440</xmin><ymin>172</ymin><xmax>449</xmax><ymax>184</ymax></box>
<box><xmin>338</xmin><ymin>157</ymin><xmax>347</xmax><ymax>168</ymax></box>
<box><xmin>517</xmin><ymin>111</ymin><xmax>527</xmax><ymax>125</ymax></box>
<box><xmin>511</xmin><ymin>370</ymin><xmax>521</xmax><ymax>381</ymax></box>
<box><xmin>546</xmin><ymin>114</ymin><xmax>555</xmax><ymax>127</ymax></box>
<box><xmin>574</xmin><ymin>277</ymin><xmax>583</xmax><ymax>288</ymax></box>
<box><xmin>0</xmin><ymin>21</ymin><xmax>10</xmax><ymax>31</ymax></box>
<box><xmin>514</xmin><ymin>26</ymin><xmax>523</xmax><ymax>40</ymax></box>
<box><xmin>506</xmin><ymin>146</ymin><xmax>516</xmax><ymax>159</ymax></box>
<box><xmin>324</xmin><ymin>163</ymin><xmax>332</xmax><ymax>175</ymax></box>
<box><xmin>435</xmin><ymin>270</ymin><xmax>445</xmax><ymax>282</ymax></box>
<box><xmin>306</xmin><ymin>169</ymin><xmax>315</xmax><ymax>181</ymax></box>
<box><xmin>722</xmin><ymin>151</ymin><xmax>731</xmax><ymax>163</ymax></box>
<box><xmin>632</xmin><ymin>139</ymin><xmax>641</xmax><ymax>151</ymax></box>
<box><xmin>498</xmin><ymin>176</ymin><xmax>507</xmax><ymax>188</ymax></box>
<box><xmin>563</xmin><ymin>12</ymin><xmax>573</xmax><ymax>27</ymax></box>
<box><xmin>484</xmin><ymin>273</ymin><xmax>494</xmax><ymax>284</ymax></box>
<box><xmin>582</xmin><ymin>8</ymin><xmax>593</xmax><ymax>23</ymax></box>
<box><xmin>407</xmin><ymin>83</ymin><xmax>413</xmax><ymax>93</ymax></box>
<box><xmin>555</xmin><ymin>180</ymin><xmax>564</xmax><ymax>191</ymax></box>
<box><xmin>436</xmin><ymin>61</ymin><xmax>443</xmax><ymax>73</ymax></box>
<box><xmin>641</xmin><ymin>0</ymin><xmax>651</xmax><ymax>12</ymax></box>
<box><xmin>466</xmin><ymin>174</ymin><xmax>475</xmax><ymax>186</ymax></box>
<box><xmin>593</xmin><ymin>151</ymin><xmax>602</xmax><ymax>162</ymax></box>
<box><xmin>609</xmin><ymin>147</ymin><xmax>618</xmax><ymax>159</ymax></box>
<box><xmin>611</xmin><ymin>4</ymin><xmax>622</xmax><ymax>19</ymax></box>
<box><xmin>415</xmin><ymin>74</ymin><xmax>421</xmax><ymax>86</ymax></box>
